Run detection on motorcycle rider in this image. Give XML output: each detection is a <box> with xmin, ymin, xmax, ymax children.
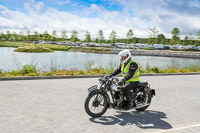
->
<box><xmin>106</xmin><ymin>49</ymin><xmax>140</xmax><ymax>109</ymax></box>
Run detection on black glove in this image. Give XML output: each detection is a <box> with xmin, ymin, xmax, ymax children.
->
<box><xmin>118</xmin><ymin>79</ymin><xmax>125</xmax><ymax>86</ymax></box>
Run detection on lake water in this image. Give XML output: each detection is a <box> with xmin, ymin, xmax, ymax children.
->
<box><xmin>0</xmin><ymin>47</ymin><xmax>200</xmax><ymax>71</ymax></box>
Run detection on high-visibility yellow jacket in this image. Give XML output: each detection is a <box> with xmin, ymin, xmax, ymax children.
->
<box><xmin>121</xmin><ymin>59</ymin><xmax>140</xmax><ymax>83</ymax></box>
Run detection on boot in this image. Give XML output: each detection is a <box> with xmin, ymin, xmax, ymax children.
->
<box><xmin>124</xmin><ymin>95</ymin><xmax>133</xmax><ymax>110</ymax></box>
<box><xmin>123</xmin><ymin>89</ymin><xmax>133</xmax><ymax>110</ymax></box>
<box><xmin>124</xmin><ymin>101</ymin><xmax>133</xmax><ymax>110</ymax></box>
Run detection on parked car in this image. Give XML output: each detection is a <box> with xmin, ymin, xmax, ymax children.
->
<box><xmin>101</xmin><ymin>43</ymin><xmax>112</xmax><ymax>47</ymax></box>
<box><xmin>136</xmin><ymin>43</ymin><xmax>147</xmax><ymax>49</ymax></box>
<box><xmin>187</xmin><ymin>45</ymin><xmax>196</xmax><ymax>50</ymax></box>
<box><xmin>88</xmin><ymin>43</ymin><xmax>99</xmax><ymax>47</ymax></box>
<box><xmin>196</xmin><ymin>46</ymin><xmax>200</xmax><ymax>51</ymax></box>
<box><xmin>154</xmin><ymin>44</ymin><xmax>164</xmax><ymax>50</ymax></box>
<box><xmin>80</xmin><ymin>43</ymin><xmax>88</xmax><ymax>46</ymax></box>
<box><xmin>114</xmin><ymin>43</ymin><xmax>127</xmax><ymax>48</ymax></box>
<box><xmin>164</xmin><ymin>45</ymin><xmax>171</xmax><ymax>50</ymax></box>
<box><xmin>172</xmin><ymin>44</ymin><xmax>182</xmax><ymax>50</ymax></box>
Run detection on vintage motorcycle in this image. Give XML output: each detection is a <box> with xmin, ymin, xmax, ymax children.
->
<box><xmin>84</xmin><ymin>76</ymin><xmax>155</xmax><ymax>118</ymax></box>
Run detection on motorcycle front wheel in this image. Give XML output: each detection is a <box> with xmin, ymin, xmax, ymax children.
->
<box><xmin>84</xmin><ymin>91</ymin><xmax>108</xmax><ymax>118</ymax></box>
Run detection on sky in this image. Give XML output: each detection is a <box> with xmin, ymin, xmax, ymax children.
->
<box><xmin>0</xmin><ymin>0</ymin><xmax>200</xmax><ymax>40</ymax></box>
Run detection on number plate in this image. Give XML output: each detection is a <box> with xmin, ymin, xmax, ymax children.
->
<box><xmin>88</xmin><ymin>85</ymin><xmax>97</xmax><ymax>93</ymax></box>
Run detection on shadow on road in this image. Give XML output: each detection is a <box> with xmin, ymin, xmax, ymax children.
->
<box><xmin>89</xmin><ymin>110</ymin><xmax>172</xmax><ymax>129</ymax></box>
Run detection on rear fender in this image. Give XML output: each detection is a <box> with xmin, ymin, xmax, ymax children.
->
<box><xmin>138</xmin><ymin>86</ymin><xmax>155</xmax><ymax>97</ymax></box>
<box><xmin>151</xmin><ymin>89</ymin><xmax>156</xmax><ymax>97</ymax></box>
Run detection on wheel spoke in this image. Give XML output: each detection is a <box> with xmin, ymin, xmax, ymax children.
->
<box><xmin>95</xmin><ymin>94</ymin><xmax>100</xmax><ymax>101</ymax></box>
<box><xmin>98</xmin><ymin>95</ymin><xmax>104</xmax><ymax>103</ymax></box>
<box><xmin>88</xmin><ymin>93</ymin><xmax>106</xmax><ymax>114</ymax></box>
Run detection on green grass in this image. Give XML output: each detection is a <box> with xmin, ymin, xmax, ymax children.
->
<box><xmin>0</xmin><ymin>41</ymin><xmax>111</xmax><ymax>53</ymax></box>
<box><xmin>0</xmin><ymin>64</ymin><xmax>199</xmax><ymax>77</ymax></box>
<box><xmin>0</xmin><ymin>41</ymin><xmax>26</xmax><ymax>47</ymax></box>
<box><xmin>15</xmin><ymin>46</ymin><xmax>54</xmax><ymax>53</ymax></box>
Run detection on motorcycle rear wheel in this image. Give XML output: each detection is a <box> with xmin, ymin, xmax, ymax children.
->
<box><xmin>84</xmin><ymin>91</ymin><xmax>108</xmax><ymax>118</ymax></box>
<box><xmin>135</xmin><ymin>89</ymin><xmax>152</xmax><ymax>111</ymax></box>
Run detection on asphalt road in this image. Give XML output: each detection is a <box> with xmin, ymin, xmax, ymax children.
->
<box><xmin>0</xmin><ymin>75</ymin><xmax>200</xmax><ymax>133</ymax></box>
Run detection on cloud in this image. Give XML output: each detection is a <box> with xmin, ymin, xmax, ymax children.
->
<box><xmin>110</xmin><ymin>0</ymin><xmax>200</xmax><ymax>38</ymax></box>
<box><xmin>91</xmin><ymin>4</ymin><xmax>102</xmax><ymax>12</ymax></box>
<box><xmin>24</xmin><ymin>1</ymin><xmax>45</xmax><ymax>13</ymax></box>
<box><xmin>0</xmin><ymin>0</ymin><xmax>200</xmax><ymax>40</ymax></box>
<box><xmin>57</xmin><ymin>0</ymin><xmax>70</xmax><ymax>5</ymax></box>
<box><xmin>0</xmin><ymin>2</ymin><xmax>139</xmax><ymax>39</ymax></box>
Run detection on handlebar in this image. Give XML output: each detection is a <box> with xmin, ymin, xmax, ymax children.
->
<box><xmin>99</xmin><ymin>76</ymin><xmax>119</xmax><ymax>85</ymax></box>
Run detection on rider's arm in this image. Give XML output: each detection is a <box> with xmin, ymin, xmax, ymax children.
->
<box><xmin>110</xmin><ymin>64</ymin><xmax>121</xmax><ymax>76</ymax></box>
<box><xmin>123</xmin><ymin>62</ymin><xmax>138</xmax><ymax>81</ymax></box>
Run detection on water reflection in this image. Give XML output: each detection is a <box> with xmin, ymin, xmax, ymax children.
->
<box><xmin>0</xmin><ymin>47</ymin><xmax>199</xmax><ymax>71</ymax></box>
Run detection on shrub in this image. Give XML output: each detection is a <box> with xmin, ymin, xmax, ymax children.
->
<box><xmin>186</xmin><ymin>65</ymin><xmax>200</xmax><ymax>72</ymax></box>
<box><xmin>21</xmin><ymin>65</ymin><xmax>38</xmax><ymax>75</ymax></box>
<box><xmin>166</xmin><ymin>67</ymin><xmax>178</xmax><ymax>73</ymax></box>
<box><xmin>139</xmin><ymin>67</ymin><xmax>145</xmax><ymax>74</ymax></box>
<box><xmin>151</xmin><ymin>67</ymin><xmax>160</xmax><ymax>73</ymax></box>
<box><xmin>10</xmin><ymin>70</ymin><xmax>21</xmax><ymax>76</ymax></box>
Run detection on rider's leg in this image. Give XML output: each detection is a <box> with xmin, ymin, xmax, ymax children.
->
<box><xmin>121</xmin><ymin>82</ymin><xmax>140</xmax><ymax>109</ymax></box>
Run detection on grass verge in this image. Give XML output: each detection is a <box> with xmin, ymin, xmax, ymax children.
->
<box><xmin>0</xmin><ymin>65</ymin><xmax>199</xmax><ymax>77</ymax></box>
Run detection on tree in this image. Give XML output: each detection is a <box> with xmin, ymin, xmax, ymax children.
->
<box><xmin>150</xmin><ymin>27</ymin><xmax>159</xmax><ymax>38</ymax></box>
<box><xmin>157</xmin><ymin>34</ymin><xmax>165</xmax><ymax>44</ymax></box>
<box><xmin>109</xmin><ymin>30</ymin><xmax>117</xmax><ymax>44</ymax></box>
<box><xmin>70</xmin><ymin>30</ymin><xmax>78</xmax><ymax>42</ymax></box>
<box><xmin>10</xmin><ymin>32</ymin><xmax>17</xmax><ymax>41</ymax></box>
<box><xmin>95</xmin><ymin>38</ymin><xmax>99</xmax><ymax>43</ymax></box>
<box><xmin>197</xmin><ymin>29</ymin><xmax>200</xmax><ymax>40</ymax></box>
<box><xmin>18</xmin><ymin>31</ymin><xmax>24</xmax><ymax>41</ymax></box>
<box><xmin>148</xmin><ymin>38</ymin><xmax>154</xmax><ymax>44</ymax></box>
<box><xmin>170</xmin><ymin>36</ymin><xmax>180</xmax><ymax>45</ymax></box>
<box><xmin>170</xmin><ymin>27</ymin><xmax>180</xmax><ymax>45</ymax></box>
<box><xmin>42</xmin><ymin>31</ymin><xmax>50</xmax><ymax>41</ymax></box>
<box><xmin>26</xmin><ymin>30</ymin><xmax>31</xmax><ymax>42</ymax></box>
<box><xmin>149</xmin><ymin>27</ymin><xmax>159</xmax><ymax>44</ymax></box>
<box><xmin>51</xmin><ymin>30</ymin><xmax>57</xmax><ymax>41</ymax></box>
<box><xmin>138</xmin><ymin>38</ymin><xmax>146</xmax><ymax>44</ymax></box>
<box><xmin>84</xmin><ymin>31</ymin><xmax>91</xmax><ymax>42</ymax></box>
<box><xmin>33</xmin><ymin>31</ymin><xmax>40</xmax><ymax>41</ymax></box>
<box><xmin>188</xmin><ymin>33</ymin><xmax>195</xmax><ymax>46</ymax></box>
<box><xmin>183</xmin><ymin>35</ymin><xmax>189</xmax><ymax>46</ymax></box>
<box><xmin>196</xmin><ymin>29</ymin><xmax>200</xmax><ymax>46</ymax></box>
<box><xmin>0</xmin><ymin>32</ymin><xmax>6</xmax><ymax>41</ymax></box>
<box><xmin>97</xmin><ymin>29</ymin><xmax>104</xmax><ymax>43</ymax></box>
<box><xmin>6</xmin><ymin>31</ymin><xmax>11</xmax><ymax>40</ymax></box>
<box><xmin>61</xmin><ymin>31</ymin><xmax>67</xmax><ymax>41</ymax></box>
<box><xmin>171</xmin><ymin>27</ymin><xmax>180</xmax><ymax>37</ymax></box>
<box><xmin>126</xmin><ymin>29</ymin><xmax>134</xmax><ymax>44</ymax></box>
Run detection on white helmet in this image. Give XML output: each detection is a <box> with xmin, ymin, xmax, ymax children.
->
<box><xmin>118</xmin><ymin>49</ymin><xmax>131</xmax><ymax>64</ymax></box>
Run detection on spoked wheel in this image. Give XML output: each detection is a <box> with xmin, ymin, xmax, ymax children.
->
<box><xmin>135</xmin><ymin>89</ymin><xmax>152</xmax><ymax>111</ymax></box>
<box><xmin>84</xmin><ymin>91</ymin><xmax>108</xmax><ymax>118</ymax></box>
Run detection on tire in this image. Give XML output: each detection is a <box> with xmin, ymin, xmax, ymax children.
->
<box><xmin>84</xmin><ymin>90</ymin><xmax>108</xmax><ymax>118</ymax></box>
<box><xmin>135</xmin><ymin>89</ymin><xmax>152</xmax><ymax>111</ymax></box>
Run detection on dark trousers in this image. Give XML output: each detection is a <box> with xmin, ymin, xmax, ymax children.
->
<box><xmin>120</xmin><ymin>81</ymin><xmax>139</xmax><ymax>102</ymax></box>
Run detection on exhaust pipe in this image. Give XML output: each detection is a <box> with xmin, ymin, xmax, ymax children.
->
<box><xmin>135</xmin><ymin>103</ymin><xmax>149</xmax><ymax>109</ymax></box>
